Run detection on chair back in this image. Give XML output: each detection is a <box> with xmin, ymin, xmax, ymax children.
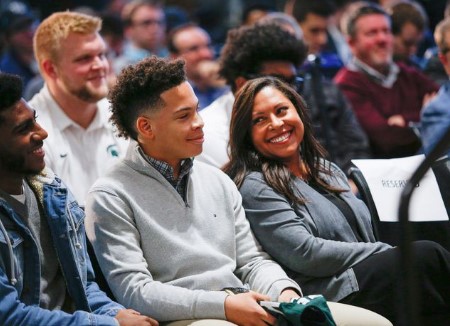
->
<box><xmin>348</xmin><ymin>156</ymin><xmax>450</xmax><ymax>250</ymax></box>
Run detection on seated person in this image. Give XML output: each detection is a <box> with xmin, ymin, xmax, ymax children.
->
<box><xmin>0</xmin><ymin>72</ymin><xmax>157</xmax><ymax>326</ymax></box>
<box><xmin>223</xmin><ymin>76</ymin><xmax>450</xmax><ymax>325</ymax></box>
<box><xmin>334</xmin><ymin>3</ymin><xmax>438</xmax><ymax>158</ymax></box>
<box><xmin>85</xmin><ymin>56</ymin><xmax>392</xmax><ymax>326</ymax></box>
<box><xmin>420</xmin><ymin>17</ymin><xmax>450</xmax><ymax>157</ymax></box>
<box><xmin>167</xmin><ymin>23</ymin><xmax>229</xmax><ymax>110</ymax></box>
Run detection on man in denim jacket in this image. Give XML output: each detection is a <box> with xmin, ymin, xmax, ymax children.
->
<box><xmin>0</xmin><ymin>73</ymin><xmax>157</xmax><ymax>325</ymax></box>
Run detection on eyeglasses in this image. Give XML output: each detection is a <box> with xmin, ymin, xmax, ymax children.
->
<box><xmin>132</xmin><ymin>18</ymin><xmax>165</xmax><ymax>28</ymax></box>
<box><xmin>246</xmin><ymin>73</ymin><xmax>304</xmax><ymax>93</ymax></box>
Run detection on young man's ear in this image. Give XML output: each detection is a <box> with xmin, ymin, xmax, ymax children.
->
<box><xmin>136</xmin><ymin>116</ymin><xmax>154</xmax><ymax>139</ymax></box>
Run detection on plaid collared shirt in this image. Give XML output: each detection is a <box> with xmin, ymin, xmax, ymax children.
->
<box><xmin>139</xmin><ymin>147</ymin><xmax>193</xmax><ymax>201</ymax></box>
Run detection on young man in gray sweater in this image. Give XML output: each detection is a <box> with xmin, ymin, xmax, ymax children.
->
<box><xmin>85</xmin><ymin>56</ymin><xmax>392</xmax><ymax>326</ymax></box>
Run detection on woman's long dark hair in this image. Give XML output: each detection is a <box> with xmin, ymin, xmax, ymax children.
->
<box><xmin>223</xmin><ymin>77</ymin><xmax>343</xmax><ymax>205</ymax></box>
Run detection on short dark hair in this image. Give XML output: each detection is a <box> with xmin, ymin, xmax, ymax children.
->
<box><xmin>121</xmin><ymin>0</ymin><xmax>164</xmax><ymax>27</ymax></box>
<box><xmin>167</xmin><ymin>22</ymin><xmax>200</xmax><ymax>54</ymax></box>
<box><xmin>345</xmin><ymin>2</ymin><xmax>390</xmax><ymax>38</ymax></box>
<box><xmin>241</xmin><ymin>1</ymin><xmax>276</xmax><ymax>24</ymax></box>
<box><xmin>100</xmin><ymin>13</ymin><xmax>124</xmax><ymax>38</ymax></box>
<box><xmin>219</xmin><ymin>22</ymin><xmax>307</xmax><ymax>92</ymax></box>
<box><xmin>0</xmin><ymin>73</ymin><xmax>23</xmax><ymax>124</ymax></box>
<box><xmin>389</xmin><ymin>2</ymin><xmax>427</xmax><ymax>35</ymax></box>
<box><xmin>109</xmin><ymin>56</ymin><xmax>186</xmax><ymax>140</ymax></box>
<box><xmin>291</xmin><ymin>0</ymin><xmax>337</xmax><ymax>23</ymax></box>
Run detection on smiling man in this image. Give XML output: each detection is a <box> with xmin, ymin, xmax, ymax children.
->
<box><xmin>28</xmin><ymin>12</ymin><xmax>128</xmax><ymax>205</ymax></box>
<box><xmin>334</xmin><ymin>2</ymin><xmax>438</xmax><ymax>158</ymax></box>
<box><xmin>84</xmin><ymin>56</ymin><xmax>306</xmax><ymax>325</ymax></box>
<box><xmin>0</xmin><ymin>73</ymin><xmax>157</xmax><ymax>326</ymax></box>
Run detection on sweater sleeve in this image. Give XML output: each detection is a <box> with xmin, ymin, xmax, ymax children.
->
<box><xmin>85</xmin><ymin>188</ymin><xmax>229</xmax><ymax>322</ymax></box>
<box><xmin>240</xmin><ymin>174</ymin><xmax>391</xmax><ymax>278</ymax></box>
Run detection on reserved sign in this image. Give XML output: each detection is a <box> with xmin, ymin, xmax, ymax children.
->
<box><xmin>352</xmin><ymin>155</ymin><xmax>448</xmax><ymax>222</ymax></box>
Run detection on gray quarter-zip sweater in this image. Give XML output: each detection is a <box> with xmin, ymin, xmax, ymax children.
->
<box><xmin>85</xmin><ymin>142</ymin><xmax>301</xmax><ymax>321</ymax></box>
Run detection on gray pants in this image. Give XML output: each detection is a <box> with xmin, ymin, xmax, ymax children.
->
<box><xmin>162</xmin><ymin>302</ymin><xmax>392</xmax><ymax>326</ymax></box>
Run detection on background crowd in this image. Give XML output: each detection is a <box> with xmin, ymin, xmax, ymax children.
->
<box><xmin>1</xmin><ymin>0</ymin><xmax>449</xmax><ymax>163</ymax></box>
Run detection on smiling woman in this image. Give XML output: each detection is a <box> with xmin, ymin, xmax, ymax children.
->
<box><xmin>224</xmin><ymin>76</ymin><xmax>450</xmax><ymax>325</ymax></box>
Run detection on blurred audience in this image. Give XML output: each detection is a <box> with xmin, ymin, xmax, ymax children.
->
<box><xmin>288</xmin><ymin>0</ymin><xmax>344</xmax><ymax>78</ymax></box>
<box><xmin>113</xmin><ymin>0</ymin><xmax>167</xmax><ymax>73</ymax></box>
<box><xmin>334</xmin><ymin>2</ymin><xmax>438</xmax><ymax>158</ymax></box>
<box><xmin>423</xmin><ymin>0</ymin><xmax>450</xmax><ymax>85</ymax></box>
<box><xmin>198</xmin><ymin>22</ymin><xmax>370</xmax><ymax>176</ymax></box>
<box><xmin>388</xmin><ymin>1</ymin><xmax>427</xmax><ymax>68</ymax></box>
<box><xmin>240</xmin><ymin>0</ymin><xmax>276</xmax><ymax>26</ymax></box>
<box><xmin>168</xmin><ymin>23</ymin><xmax>229</xmax><ymax>110</ymax></box>
<box><xmin>420</xmin><ymin>17</ymin><xmax>450</xmax><ymax>157</ymax></box>
<box><xmin>0</xmin><ymin>1</ymin><xmax>39</xmax><ymax>92</ymax></box>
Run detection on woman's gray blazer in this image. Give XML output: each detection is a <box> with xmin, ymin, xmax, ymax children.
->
<box><xmin>239</xmin><ymin>162</ymin><xmax>392</xmax><ymax>302</ymax></box>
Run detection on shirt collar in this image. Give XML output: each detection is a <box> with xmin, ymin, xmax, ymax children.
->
<box><xmin>40</xmin><ymin>85</ymin><xmax>110</xmax><ymax>132</ymax></box>
<box><xmin>349</xmin><ymin>57</ymin><xmax>399</xmax><ymax>88</ymax></box>
<box><xmin>137</xmin><ymin>146</ymin><xmax>194</xmax><ymax>183</ymax></box>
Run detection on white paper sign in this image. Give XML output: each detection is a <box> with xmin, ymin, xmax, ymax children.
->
<box><xmin>352</xmin><ymin>155</ymin><xmax>448</xmax><ymax>222</ymax></box>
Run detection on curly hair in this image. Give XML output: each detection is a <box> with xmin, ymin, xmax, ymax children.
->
<box><xmin>219</xmin><ymin>22</ymin><xmax>307</xmax><ymax>92</ymax></box>
<box><xmin>0</xmin><ymin>73</ymin><xmax>23</xmax><ymax>124</ymax></box>
<box><xmin>33</xmin><ymin>11</ymin><xmax>101</xmax><ymax>70</ymax></box>
<box><xmin>109</xmin><ymin>56</ymin><xmax>186</xmax><ymax>140</ymax></box>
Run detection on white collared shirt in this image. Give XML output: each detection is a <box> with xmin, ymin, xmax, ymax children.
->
<box><xmin>197</xmin><ymin>91</ymin><xmax>235</xmax><ymax>168</ymax></box>
<box><xmin>349</xmin><ymin>57</ymin><xmax>400</xmax><ymax>88</ymax></box>
<box><xmin>29</xmin><ymin>85</ymin><xmax>128</xmax><ymax>206</ymax></box>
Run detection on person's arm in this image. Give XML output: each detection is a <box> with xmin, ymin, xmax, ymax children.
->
<box><xmin>85</xmin><ymin>189</ymin><xmax>229</xmax><ymax>322</ymax></box>
<box><xmin>0</xmin><ymin>269</ymin><xmax>119</xmax><ymax>326</ymax></box>
<box><xmin>240</xmin><ymin>174</ymin><xmax>391</xmax><ymax>278</ymax></box>
<box><xmin>84</xmin><ymin>251</ymin><xmax>159</xmax><ymax>326</ymax></box>
<box><xmin>420</xmin><ymin>96</ymin><xmax>450</xmax><ymax>155</ymax></box>
<box><xmin>338</xmin><ymin>82</ymin><xmax>419</xmax><ymax>154</ymax></box>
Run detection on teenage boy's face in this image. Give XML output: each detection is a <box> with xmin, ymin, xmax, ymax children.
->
<box><xmin>144</xmin><ymin>81</ymin><xmax>204</xmax><ymax>168</ymax></box>
<box><xmin>0</xmin><ymin>99</ymin><xmax>48</xmax><ymax>178</ymax></box>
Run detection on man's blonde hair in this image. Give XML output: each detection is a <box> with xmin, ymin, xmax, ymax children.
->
<box><xmin>34</xmin><ymin>11</ymin><xmax>102</xmax><ymax>69</ymax></box>
<box><xmin>434</xmin><ymin>17</ymin><xmax>450</xmax><ymax>54</ymax></box>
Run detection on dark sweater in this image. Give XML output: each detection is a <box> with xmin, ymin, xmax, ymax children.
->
<box><xmin>334</xmin><ymin>62</ymin><xmax>438</xmax><ymax>158</ymax></box>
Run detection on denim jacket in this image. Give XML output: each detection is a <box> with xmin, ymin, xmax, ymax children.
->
<box><xmin>0</xmin><ymin>168</ymin><xmax>123</xmax><ymax>325</ymax></box>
